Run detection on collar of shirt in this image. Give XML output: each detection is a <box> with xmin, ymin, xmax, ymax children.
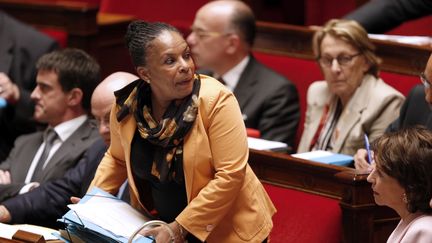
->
<box><xmin>220</xmin><ymin>55</ymin><xmax>250</xmax><ymax>92</ymax></box>
<box><xmin>52</xmin><ymin>115</ymin><xmax>88</xmax><ymax>142</ymax></box>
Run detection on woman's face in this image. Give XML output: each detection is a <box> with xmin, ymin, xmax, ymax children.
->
<box><xmin>367</xmin><ymin>163</ymin><xmax>406</xmax><ymax>210</ymax></box>
<box><xmin>138</xmin><ymin>30</ymin><xmax>196</xmax><ymax>104</ymax></box>
<box><xmin>318</xmin><ymin>35</ymin><xmax>370</xmax><ymax>99</ymax></box>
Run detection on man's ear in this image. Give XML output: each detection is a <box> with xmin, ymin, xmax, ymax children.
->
<box><xmin>226</xmin><ymin>34</ymin><xmax>241</xmax><ymax>55</ymax></box>
<box><xmin>137</xmin><ymin>66</ymin><xmax>151</xmax><ymax>83</ymax></box>
<box><xmin>67</xmin><ymin>88</ymin><xmax>83</xmax><ymax>106</ymax></box>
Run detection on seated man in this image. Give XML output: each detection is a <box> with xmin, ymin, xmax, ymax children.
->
<box><xmin>355</xmin><ymin>53</ymin><xmax>432</xmax><ymax>169</ymax></box>
<box><xmin>0</xmin><ymin>71</ymin><xmax>137</xmax><ymax>228</ymax></box>
<box><xmin>187</xmin><ymin>0</ymin><xmax>300</xmax><ymax>147</ymax></box>
<box><xmin>0</xmin><ymin>10</ymin><xmax>59</xmax><ymax>161</ymax></box>
<box><xmin>0</xmin><ymin>48</ymin><xmax>100</xmax><ymax>202</ymax></box>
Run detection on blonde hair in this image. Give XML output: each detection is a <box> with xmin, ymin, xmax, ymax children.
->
<box><xmin>313</xmin><ymin>19</ymin><xmax>381</xmax><ymax>77</ymax></box>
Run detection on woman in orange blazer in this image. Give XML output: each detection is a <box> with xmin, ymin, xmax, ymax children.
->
<box><xmin>90</xmin><ymin>21</ymin><xmax>275</xmax><ymax>243</ymax></box>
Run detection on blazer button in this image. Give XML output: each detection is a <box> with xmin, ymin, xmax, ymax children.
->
<box><xmin>206</xmin><ymin>224</ymin><xmax>214</xmax><ymax>232</ymax></box>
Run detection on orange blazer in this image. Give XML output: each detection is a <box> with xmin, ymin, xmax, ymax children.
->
<box><xmin>90</xmin><ymin>75</ymin><xmax>276</xmax><ymax>242</ymax></box>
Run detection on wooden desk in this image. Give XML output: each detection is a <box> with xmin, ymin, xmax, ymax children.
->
<box><xmin>0</xmin><ymin>0</ymin><xmax>135</xmax><ymax>77</ymax></box>
<box><xmin>249</xmin><ymin>149</ymin><xmax>399</xmax><ymax>243</ymax></box>
<box><xmin>255</xmin><ymin>21</ymin><xmax>431</xmax><ymax>76</ymax></box>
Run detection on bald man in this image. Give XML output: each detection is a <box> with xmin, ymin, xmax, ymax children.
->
<box><xmin>187</xmin><ymin>0</ymin><xmax>300</xmax><ymax>148</ymax></box>
<box><xmin>0</xmin><ymin>72</ymin><xmax>137</xmax><ymax>228</ymax></box>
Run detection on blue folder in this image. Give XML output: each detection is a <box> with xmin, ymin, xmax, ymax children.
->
<box><xmin>59</xmin><ymin>187</ymin><xmax>152</xmax><ymax>243</ymax></box>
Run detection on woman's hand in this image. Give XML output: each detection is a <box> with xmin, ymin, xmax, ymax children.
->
<box><xmin>0</xmin><ymin>205</ymin><xmax>11</xmax><ymax>223</ymax></box>
<box><xmin>140</xmin><ymin>221</ymin><xmax>186</xmax><ymax>243</ymax></box>
<box><xmin>0</xmin><ymin>170</ymin><xmax>11</xmax><ymax>184</ymax></box>
<box><xmin>354</xmin><ymin>148</ymin><xmax>373</xmax><ymax>171</ymax></box>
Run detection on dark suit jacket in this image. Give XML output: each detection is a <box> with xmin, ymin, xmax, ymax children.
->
<box><xmin>0</xmin><ymin>118</ymin><xmax>99</xmax><ymax>202</ymax></box>
<box><xmin>0</xmin><ymin>11</ymin><xmax>58</xmax><ymax>161</ymax></box>
<box><xmin>2</xmin><ymin>138</ymin><xmax>107</xmax><ymax>228</ymax></box>
<box><xmin>201</xmin><ymin>55</ymin><xmax>300</xmax><ymax>146</ymax></box>
<box><xmin>387</xmin><ymin>85</ymin><xmax>432</xmax><ymax>132</ymax></box>
<box><xmin>344</xmin><ymin>0</ymin><xmax>432</xmax><ymax>33</ymax></box>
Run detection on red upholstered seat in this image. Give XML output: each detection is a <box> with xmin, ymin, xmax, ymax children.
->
<box><xmin>39</xmin><ymin>28</ymin><xmax>68</xmax><ymax>48</ymax></box>
<box><xmin>264</xmin><ymin>183</ymin><xmax>342</xmax><ymax>243</ymax></box>
<box><xmin>246</xmin><ymin>128</ymin><xmax>261</xmax><ymax>138</ymax></box>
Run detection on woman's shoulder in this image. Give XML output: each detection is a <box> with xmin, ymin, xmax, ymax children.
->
<box><xmin>367</xmin><ymin>75</ymin><xmax>404</xmax><ymax>97</ymax></box>
<box><xmin>306</xmin><ymin>81</ymin><xmax>330</xmax><ymax>103</ymax></box>
<box><xmin>405</xmin><ymin>214</ymin><xmax>432</xmax><ymax>240</ymax></box>
<box><xmin>198</xmin><ymin>74</ymin><xmax>233</xmax><ymax>100</ymax></box>
<box><xmin>411</xmin><ymin>214</ymin><xmax>432</xmax><ymax>226</ymax></box>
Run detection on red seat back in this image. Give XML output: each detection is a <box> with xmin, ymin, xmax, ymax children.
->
<box><xmin>264</xmin><ymin>183</ymin><xmax>342</xmax><ymax>243</ymax></box>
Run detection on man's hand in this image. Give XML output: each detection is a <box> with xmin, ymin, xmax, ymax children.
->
<box><xmin>0</xmin><ymin>170</ymin><xmax>11</xmax><ymax>184</ymax></box>
<box><xmin>0</xmin><ymin>205</ymin><xmax>11</xmax><ymax>223</ymax></box>
<box><xmin>354</xmin><ymin>148</ymin><xmax>373</xmax><ymax>171</ymax></box>
<box><xmin>0</xmin><ymin>72</ymin><xmax>20</xmax><ymax>104</ymax></box>
<box><xmin>70</xmin><ymin>196</ymin><xmax>81</xmax><ymax>204</ymax></box>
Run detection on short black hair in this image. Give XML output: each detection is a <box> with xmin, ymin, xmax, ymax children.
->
<box><xmin>36</xmin><ymin>48</ymin><xmax>101</xmax><ymax>113</ymax></box>
<box><xmin>125</xmin><ymin>20</ymin><xmax>180</xmax><ymax>67</ymax></box>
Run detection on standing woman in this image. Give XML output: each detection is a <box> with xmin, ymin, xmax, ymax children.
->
<box><xmin>368</xmin><ymin>127</ymin><xmax>432</xmax><ymax>242</ymax></box>
<box><xmin>90</xmin><ymin>20</ymin><xmax>275</xmax><ymax>243</ymax></box>
<box><xmin>297</xmin><ymin>19</ymin><xmax>404</xmax><ymax>156</ymax></box>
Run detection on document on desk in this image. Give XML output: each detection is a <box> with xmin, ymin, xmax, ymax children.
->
<box><xmin>247</xmin><ymin>137</ymin><xmax>289</xmax><ymax>152</ymax></box>
<box><xmin>292</xmin><ymin>150</ymin><xmax>353</xmax><ymax>166</ymax></box>
<box><xmin>61</xmin><ymin>187</ymin><xmax>153</xmax><ymax>242</ymax></box>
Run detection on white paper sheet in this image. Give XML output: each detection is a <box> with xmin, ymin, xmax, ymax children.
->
<box><xmin>68</xmin><ymin>193</ymin><xmax>149</xmax><ymax>238</ymax></box>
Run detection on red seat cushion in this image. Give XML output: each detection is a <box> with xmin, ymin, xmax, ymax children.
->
<box><xmin>264</xmin><ymin>183</ymin><xmax>342</xmax><ymax>243</ymax></box>
<box><xmin>39</xmin><ymin>28</ymin><xmax>68</xmax><ymax>48</ymax></box>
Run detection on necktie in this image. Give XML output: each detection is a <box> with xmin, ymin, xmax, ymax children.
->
<box><xmin>31</xmin><ymin>128</ymin><xmax>58</xmax><ymax>181</ymax></box>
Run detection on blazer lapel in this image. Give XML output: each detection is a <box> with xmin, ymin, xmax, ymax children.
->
<box><xmin>331</xmin><ymin>77</ymin><xmax>371</xmax><ymax>152</ymax></box>
<box><xmin>233</xmin><ymin>56</ymin><xmax>259</xmax><ymax>110</ymax></box>
<box><xmin>13</xmin><ymin>133</ymin><xmax>44</xmax><ymax>182</ymax></box>
<box><xmin>39</xmin><ymin>119</ymin><xmax>95</xmax><ymax>180</ymax></box>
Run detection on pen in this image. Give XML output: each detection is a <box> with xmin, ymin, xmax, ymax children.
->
<box><xmin>364</xmin><ymin>134</ymin><xmax>372</xmax><ymax>164</ymax></box>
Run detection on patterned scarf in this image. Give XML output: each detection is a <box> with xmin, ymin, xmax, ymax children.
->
<box><xmin>116</xmin><ymin>75</ymin><xmax>201</xmax><ymax>183</ymax></box>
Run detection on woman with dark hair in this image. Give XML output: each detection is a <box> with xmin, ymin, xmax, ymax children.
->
<box><xmin>89</xmin><ymin>20</ymin><xmax>275</xmax><ymax>243</ymax></box>
<box><xmin>368</xmin><ymin>126</ymin><xmax>432</xmax><ymax>242</ymax></box>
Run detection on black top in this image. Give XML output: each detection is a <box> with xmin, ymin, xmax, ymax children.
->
<box><xmin>130</xmin><ymin>130</ymin><xmax>187</xmax><ymax>222</ymax></box>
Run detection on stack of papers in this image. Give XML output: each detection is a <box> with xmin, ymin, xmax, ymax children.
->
<box><xmin>292</xmin><ymin>150</ymin><xmax>353</xmax><ymax>166</ymax></box>
<box><xmin>59</xmin><ymin>187</ymin><xmax>153</xmax><ymax>243</ymax></box>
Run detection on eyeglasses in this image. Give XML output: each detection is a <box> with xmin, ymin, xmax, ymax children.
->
<box><xmin>420</xmin><ymin>72</ymin><xmax>431</xmax><ymax>89</ymax></box>
<box><xmin>190</xmin><ymin>27</ymin><xmax>231</xmax><ymax>40</ymax></box>
<box><xmin>318</xmin><ymin>53</ymin><xmax>362</xmax><ymax>67</ymax></box>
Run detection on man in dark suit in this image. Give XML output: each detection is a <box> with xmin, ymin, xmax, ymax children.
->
<box><xmin>0</xmin><ymin>71</ymin><xmax>137</xmax><ymax>228</ymax></box>
<box><xmin>354</xmin><ymin>53</ymin><xmax>432</xmax><ymax>169</ymax></box>
<box><xmin>0</xmin><ymin>11</ymin><xmax>59</xmax><ymax>161</ymax></box>
<box><xmin>187</xmin><ymin>0</ymin><xmax>300</xmax><ymax>147</ymax></box>
<box><xmin>0</xmin><ymin>48</ymin><xmax>100</xmax><ymax>203</ymax></box>
<box><xmin>344</xmin><ymin>0</ymin><xmax>432</xmax><ymax>33</ymax></box>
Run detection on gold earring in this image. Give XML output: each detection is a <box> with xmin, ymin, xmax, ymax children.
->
<box><xmin>402</xmin><ymin>193</ymin><xmax>408</xmax><ymax>204</ymax></box>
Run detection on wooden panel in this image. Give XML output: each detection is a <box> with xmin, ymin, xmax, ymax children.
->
<box><xmin>255</xmin><ymin>21</ymin><xmax>431</xmax><ymax>75</ymax></box>
<box><xmin>249</xmin><ymin>149</ymin><xmax>399</xmax><ymax>243</ymax></box>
